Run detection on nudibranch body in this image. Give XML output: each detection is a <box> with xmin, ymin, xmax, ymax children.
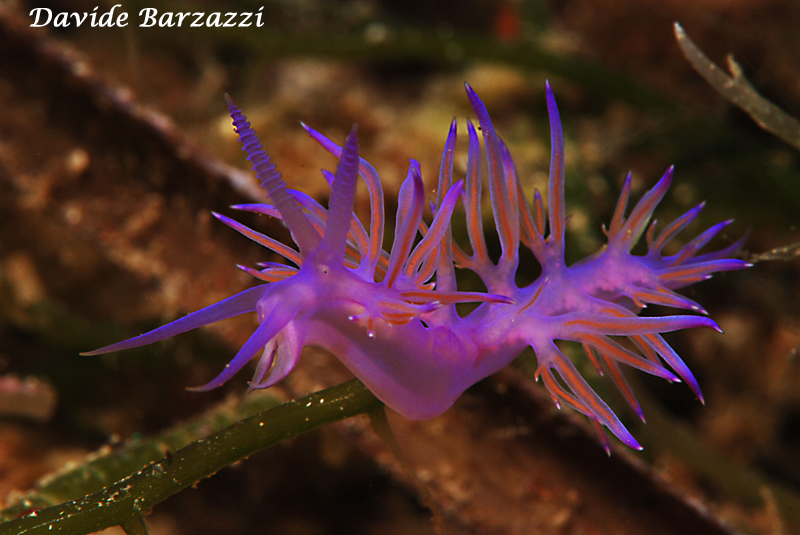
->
<box><xmin>85</xmin><ymin>83</ymin><xmax>749</xmax><ymax>452</ymax></box>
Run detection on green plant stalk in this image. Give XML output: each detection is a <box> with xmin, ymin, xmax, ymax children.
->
<box><xmin>0</xmin><ymin>379</ymin><xmax>382</xmax><ymax>535</ymax></box>
<box><xmin>0</xmin><ymin>389</ymin><xmax>284</xmax><ymax>521</ymax></box>
<box><xmin>675</xmin><ymin>22</ymin><xmax>800</xmax><ymax>151</ymax></box>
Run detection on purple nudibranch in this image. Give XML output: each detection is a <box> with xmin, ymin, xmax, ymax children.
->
<box><xmin>84</xmin><ymin>83</ymin><xmax>750</xmax><ymax>453</ymax></box>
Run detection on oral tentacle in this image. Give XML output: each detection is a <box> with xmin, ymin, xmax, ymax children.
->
<box><xmin>188</xmin><ymin>299</ymin><xmax>301</xmax><ymax>392</ymax></box>
<box><xmin>249</xmin><ymin>324</ymin><xmax>303</xmax><ymax>390</ymax></box>
<box><xmin>81</xmin><ymin>285</ymin><xmax>268</xmax><ymax>356</ymax></box>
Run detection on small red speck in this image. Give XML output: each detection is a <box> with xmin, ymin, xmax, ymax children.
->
<box><xmin>493</xmin><ymin>2</ymin><xmax>522</xmax><ymax>42</ymax></box>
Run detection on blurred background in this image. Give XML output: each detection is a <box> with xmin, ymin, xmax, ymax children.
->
<box><xmin>0</xmin><ymin>0</ymin><xmax>799</xmax><ymax>533</ymax></box>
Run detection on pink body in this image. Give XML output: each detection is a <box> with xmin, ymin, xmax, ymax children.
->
<box><xmin>85</xmin><ymin>84</ymin><xmax>749</xmax><ymax>452</ymax></box>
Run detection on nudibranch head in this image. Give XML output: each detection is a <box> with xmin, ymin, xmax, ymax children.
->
<box><xmin>84</xmin><ymin>83</ymin><xmax>749</xmax><ymax>452</ymax></box>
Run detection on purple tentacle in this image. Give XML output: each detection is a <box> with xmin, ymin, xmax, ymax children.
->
<box><xmin>545</xmin><ymin>81</ymin><xmax>566</xmax><ymax>264</ymax></box>
<box><xmin>249</xmin><ymin>324</ymin><xmax>303</xmax><ymax>390</ymax></box>
<box><xmin>436</xmin><ymin>119</ymin><xmax>457</xmax><ymax>206</ymax></box>
<box><xmin>465</xmin><ymin>83</ymin><xmax>519</xmax><ymax>274</ymax></box>
<box><xmin>226</xmin><ymin>95</ymin><xmax>321</xmax><ymax>257</ymax></box>
<box><xmin>648</xmin><ymin>202</ymin><xmax>706</xmax><ymax>257</ymax></box>
<box><xmin>385</xmin><ymin>161</ymin><xmax>424</xmax><ymax>288</ymax></box>
<box><xmin>613</xmin><ymin>166</ymin><xmax>673</xmax><ymax>251</ymax></box>
<box><xmin>607</xmin><ymin>173</ymin><xmax>632</xmax><ymax>238</ymax></box>
<box><xmin>318</xmin><ymin>125</ymin><xmax>360</xmax><ymax>263</ymax></box>
<box><xmin>212</xmin><ymin>212</ymin><xmax>302</xmax><ymax>266</ymax></box>
<box><xmin>188</xmin><ymin>300</ymin><xmax>300</xmax><ymax>391</ymax></box>
<box><xmin>248</xmin><ymin>339</ymin><xmax>277</xmax><ymax>391</ymax></box>
<box><xmin>668</xmin><ymin>219</ymin><xmax>732</xmax><ymax>266</ymax></box>
<box><xmin>434</xmin><ymin>119</ymin><xmax>458</xmax><ymax>298</ymax></box>
<box><xmin>558</xmin><ymin>311</ymin><xmax>721</xmax><ymax>337</ymax></box>
<box><xmin>464</xmin><ymin>120</ymin><xmax>490</xmax><ymax>268</ymax></box>
<box><xmin>572</xmin><ymin>333</ymin><xmax>680</xmax><ymax>381</ymax></box>
<box><xmin>659</xmin><ymin>258</ymin><xmax>750</xmax><ymax>287</ymax></box>
<box><xmin>81</xmin><ymin>285</ymin><xmax>268</xmax><ymax>355</ymax></box>
<box><xmin>628</xmin><ymin>285</ymin><xmax>707</xmax><ymax>313</ymax></box>
<box><xmin>689</xmin><ymin>229</ymin><xmax>750</xmax><ymax>264</ymax></box>
<box><xmin>507</xmin><ymin>138</ymin><xmax>546</xmax><ymax>257</ymax></box>
<box><xmin>301</xmin><ymin>122</ymin><xmax>385</xmax><ymax>277</ymax></box>
<box><xmin>535</xmin><ymin>340</ymin><xmax>642</xmax><ymax>450</ymax></box>
<box><xmin>598</xmin><ymin>354</ymin><xmax>646</xmax><ymax>422</ymax></box>
<box><xmin>405</xmin><ymin>180</ymin><xmax>465</xmax><ymax>279</ymax></box>
<box><xmin>637</xmin><ymin>333</ymin><xmax>704</xmax><ymax>401</ymax></box>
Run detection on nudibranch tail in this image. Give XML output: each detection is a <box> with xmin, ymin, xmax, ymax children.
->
<box><xmin>83</xmin><ymin>84</ymin><xmax>751</xmax><ymax>453</ymax></box>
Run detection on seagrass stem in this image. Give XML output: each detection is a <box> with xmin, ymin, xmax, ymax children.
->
<box><xmin>0</xmin><ymin>380</ymin><xmax>381</xmax><ymax>535</ymax></box>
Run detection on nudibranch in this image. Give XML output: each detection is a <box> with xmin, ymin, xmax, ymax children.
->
<box><xmin>85</xmin><ymin>83</ymin><xmax>749</xmax><ymax>452</ymax></box>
